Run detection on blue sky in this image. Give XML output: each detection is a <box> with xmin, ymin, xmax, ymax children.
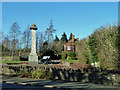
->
<box><xmin>2</xmin><ymin>2</ymin><xmax>118</xmax><ymax>40</ymax></box>
<box><xmin>2</xmin><ymin>0</ymin><xmax>120</xmax><ymax>2</ymax></box>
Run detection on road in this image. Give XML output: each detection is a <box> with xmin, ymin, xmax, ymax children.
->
<box><xmin>2</xmin><ymin>83</ymin><xmax>120</xmax><ymax>90</ymax></box>
<box><xmin>2</xmin><ymin>83</ymin><xmax>58</xmax><ymax>90</ymax></box>
<box><xmin>1</xmin><ymin>75</ymin><xmax>120</xmax><ymax>90</ymax></box>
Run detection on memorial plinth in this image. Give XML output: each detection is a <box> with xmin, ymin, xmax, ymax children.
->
<box><xmin>28</xmin><ymin>23</ymin><xmax>38</xmax><ymax>65</ymax></box>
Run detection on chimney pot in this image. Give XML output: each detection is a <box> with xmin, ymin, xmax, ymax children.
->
<box><xmin>77</xmin><ymin>38</ymin><xmax>79</xmax><ymax>41</ymax></box>
<box><xmin>72</xmin><ymin>35</ymin><xmax>74</xmax><ymax>39</ymax></box>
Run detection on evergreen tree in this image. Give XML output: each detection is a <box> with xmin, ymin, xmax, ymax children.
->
<box><xmin>61</xmin><ymin>32</ymin><xmax>68</xmax><ymax>42</ymax></box>
<box><xmin>69</xmin><ymin>33</ymin><xmax>73</xmax><ymax>40</ymax></box>
<box><xmin>54</xmin><ymin>35</ymin><xmax>59</xmax><ymax>41</ymax></box>
<box><xmin>43</xmin><ymin>41</ymin><xmax>48</xmax><ymax>46</ymax></box>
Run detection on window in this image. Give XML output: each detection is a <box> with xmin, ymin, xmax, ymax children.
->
<box><xmin>67</xmin><ymin>46</ymin><xmax>71</xmax><ymax>50</ymax></box>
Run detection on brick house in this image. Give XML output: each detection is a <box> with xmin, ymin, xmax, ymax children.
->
<box><xmin>64</xmin><ymin>35</ymin><xmax>79</xmax><ymax>52</ymax></box>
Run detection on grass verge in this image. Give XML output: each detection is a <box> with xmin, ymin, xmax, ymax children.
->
<box><xmin>0</xmin><ymin>60</ymin><xmax>28</xmax><ymax>64</ymax></box>
<box><xmin>61</xmin><ymin>59</ymin><xmax>79</xmax><ymax>63</ymax></box>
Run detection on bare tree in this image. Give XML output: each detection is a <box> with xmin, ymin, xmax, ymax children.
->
<box><xmin>52</xmin><ymin>40</ymin><xmax>65</xmax><ymax>55</ymax></box>
<box><xmin>18</xmin><ymin>36</ymin><xmax>23</xmax><ymax>57</ymax></box>
<box><xmin>0</xmin><ymin>31</ymin><xmax>2</xmax><ymax>59</ymax></box>
<box><xmin>45</xmin><ymin>19</ymin><xmax>56</xmax><ymax>48</ymax></box>
<box><xmin>22</xmin><ymin>25</ymin><xmax>31</xmax><ymax>56</ymax></box>
<box><xmin>23</xmin><ymin>26</ymin><xmax>31</xmax><ymax>49</ymax></box>
<box><xmin>9</xmin><ymin>22</ymin><xmax>21</xmax><ymax>59</ymax></box>
<box><xmin>37</xmin><ymin>31</ymin><xmax>45</xmax><ymax>57</ymax></box>
<box><xmin>2</xmin><ymin>36</ymin><xmax>11</xmax><ymax>56</ymax></box>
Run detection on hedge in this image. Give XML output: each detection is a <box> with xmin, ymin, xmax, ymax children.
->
<box><xmin>75</xmin><ymin>24</ymin><xmax>120</xmax><ymax>70</ymax></box>
<box><xmin>61</xmin><ymin>52</ymin><xmax>76</xmax><ymax>60</ymax></box>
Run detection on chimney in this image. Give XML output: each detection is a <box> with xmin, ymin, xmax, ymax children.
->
<box><xmin>72</xmin><ymin>35</ymin><xmax>74</xmax><ymax>39</ymax></box>
<box><xmin>72</xmin><ymin>35</ymin><xmax>75</xmax><ymax>42</ymax></box>
<box><xmin>77</xmin><ymin>38</ymin><xmax>79</xmax><ymax>41</ymax></box>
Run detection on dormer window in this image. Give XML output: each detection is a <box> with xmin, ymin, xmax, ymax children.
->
<box><xmin>67</xmin><ymin>46</ymin><xmax>71</xmax><ymax>50</ymax></box>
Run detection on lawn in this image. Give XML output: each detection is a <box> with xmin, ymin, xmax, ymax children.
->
<box><xmin>1</xmin><ymin>60</ymin><xmax>42</xmax><ymax>64</ymax></box>
<box><xmin>0</xmin><ymin>60</ymin><xmax>28</xmax><ymax>64</ymax></box>
<box><xmin>1</xmin><ymin>59</ymin><xmax>78</xmax><ymax>64</ymax></box>
<box><xmin>61</xmin><ymin>59</ymin><xmax>79</xmax><ymax>63</ymax></box>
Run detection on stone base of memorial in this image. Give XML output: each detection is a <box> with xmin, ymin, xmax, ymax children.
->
<box><xmin>28</xmin><ymin>54</ymin><xmax>38</xmax><ymax>65</ymax></box>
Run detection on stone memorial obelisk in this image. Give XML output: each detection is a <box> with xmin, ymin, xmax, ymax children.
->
<box><xmin>28</xmin><ymin>23</ymin><xmax>38</xmax><ymax>65</ymax></box>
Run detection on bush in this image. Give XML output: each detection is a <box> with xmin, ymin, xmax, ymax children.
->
<box><xmin>61</xmin><ymin>52</ymin><xmax>76</xmax><ymax>60</ymax></box>
<box><xmin>67</xmin><ymin>56</ymin><xmax>72</xmax><ymax>60</ymax></box>
<box><xmin>71</xmin><ymin>61</ymin><xmax>84</xmax><ymax>69</ymax></box>
<box><xmin>75</xmin><ymin>39</ymin><xmax>88</xmax><ymax>64</ymax></box>
<box><xmin>16</xmin><ymin>68</ymin><xmax>31</xmax><ymax>78</ymax></box>
<box><xmin>92</xmin><ymin>25</ymin><xmax>119</xmax><ymax>70</ymax></box>
<box><xmin>75</xmin><ymin>24</ymin><xmax>120</xmax><ymax>70</ymax></box>
<box><xmin>87</xmin><ymin>34</ymin><xmax>99</xmax><ymax>63</ymax></box>
<box><xmin>67</xmin><ymin>52</ymin><xmax>76</xmax><ymax>60</ymax></box>
<box><xmin>61</xmin><ymin>52</ymin><xmax>66</xmax><ymax>59</ymax></box>
<box><xmin>31</xmin><ymin>69</ymin><xmax>53</xmax><ymax>79</ymax></box>
<box><xmin>71</xmin><ymin>61</ymin><xmax>90</xmax><ymax>70</ymax></box>
<box><xmin>19</xmin><ymin>73</ymin><xmax>31</xmax><ymax>78</ymax></box>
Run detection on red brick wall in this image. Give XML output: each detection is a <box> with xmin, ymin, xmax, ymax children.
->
<box><xmin>65</xmin><ymin>43</ymin><xmax>75</xmax><ymax>52</ymax></box>
<box><xmin>64</xmin><ymin>34</ymin><xmax>77</xmax><ymax>52</ymax></box>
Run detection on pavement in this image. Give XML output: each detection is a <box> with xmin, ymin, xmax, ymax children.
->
<box><xmin>1</xmin><ymin>75</ymin><xmax>120</xmax><ymax>89</ymax></box>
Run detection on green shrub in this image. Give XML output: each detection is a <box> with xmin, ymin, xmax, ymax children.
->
<box><xmin>61</xmin><ymin>52</ymin><xmax>66</xmax><ymax>59</ymax></box>
<box><xmin>16</xmin><ymin>68</ymin><xmax>31</xmax><ymax>78</ymax></box>
<box><xmin>61</xmin><ymin>52</ymin><xmax>76</xmax><ymax>60</ymax></box>
<box><xmin>67</xmin><ymin>56</ymin><xmax>72</xmax><ymax>60</ymax></box>
<box><xmin>87</xmin><ymin>34</ymin><xmax>99</xmax><ymax>63</ymax></box>
<box><xmin>31</xmin><ymin>69</ymin><xmax>53</xmax><ymax>79</ymax></box>
<box><xmin>75</xmin><ymin>39</ymin><xmax>88</xmax><ymax>64</ymax></box>
<box><xmin>66</xmin><ymin>52</ymin><xmax>76</xmax><ymax>60</ymax></box>
<box><xmin>19</xmin><ymin>73</ymin><xmax>31</xmax><ymax>78</ymax></box>
<box><xmin>76</xmin><ymin>24</ymin><xmax>120</xmax><ymax>70</ymax></box>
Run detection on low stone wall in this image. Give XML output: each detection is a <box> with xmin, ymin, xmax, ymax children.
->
<box><xmin>2</xmin><ymin>64</ymin><xmax>120</xmax><ymax>86</ymax></box>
